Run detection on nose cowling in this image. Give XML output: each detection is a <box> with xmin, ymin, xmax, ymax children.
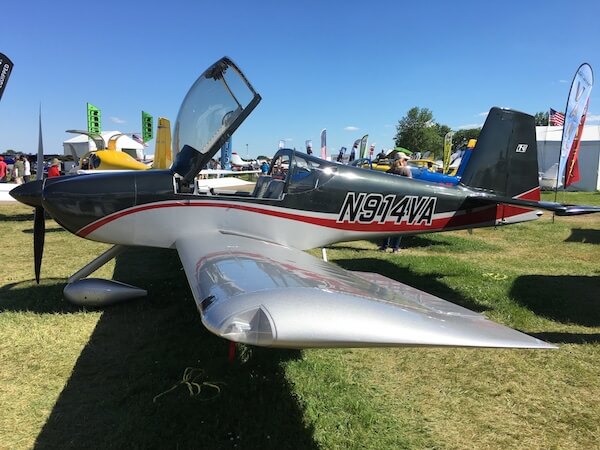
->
<box><xmin>42</xmin><ymin>173</ymin><xmax>136</xmax><ymax>234</ymax></box>
<box><xmin>10</xmin><ymin>179</ymin><xmax>44</xmax><ymax>207</ymax></box>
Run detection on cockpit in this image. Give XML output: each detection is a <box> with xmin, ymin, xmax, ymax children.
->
<box><xmin>170</xmin><ymin>56</ymin><xmax>338</xmax><ymax>200</ymax></box>
<box><xmin>250</xmin><ymin>149</ymin><xmax>336</xmax><ymax>199</ymax></box>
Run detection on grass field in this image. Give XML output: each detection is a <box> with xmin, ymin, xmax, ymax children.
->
<box><xmin>0</xmin><ymin>192</ymin><xmax>599</xmax><ymax>449</ymax></box>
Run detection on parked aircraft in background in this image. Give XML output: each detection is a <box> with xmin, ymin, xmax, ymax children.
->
<box><xmin>12</xmin><ymin>57</ymin><xmax>600</xmax><ymax>351</ymax></box>
<box><xmin>230</xmin><ymin>152</ymin><xmax>259</xmax><ymax>170</ymax></box>
<box><xmin>66</xmin><ymin>131</ymin><xmax>149</xmax><ymax>173</ymax></box>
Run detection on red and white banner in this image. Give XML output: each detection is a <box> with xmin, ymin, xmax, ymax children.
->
<box><xmin>558</xmin><ymin>63</ymin><xmax>593</xmax><ymax>187</ymax></box>
<box><xmin>320</xmin><ymin>129</ymin><xmax>326</xmax><ymax>159</ymax></box>
<box><xmin>565</xmin><ymin>99</ymin><xmax>589</xmax><ymax>187</ymax></box>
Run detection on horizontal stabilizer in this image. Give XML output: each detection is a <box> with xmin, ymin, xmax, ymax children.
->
<box><xmin>468</xmin><ymin>192</ymin><xmax>600</xmax><ymax>216</ymax></box>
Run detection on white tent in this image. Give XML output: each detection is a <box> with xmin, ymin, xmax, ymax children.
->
<box><xmin>63</xmin><ymin>131</ymin><xmax>146</xmax><ymax>161</ymax></box>
<box><xmin>536</xmin><ymin>125</ymin><xmax>600</xmax><ymax>191</ymax></box>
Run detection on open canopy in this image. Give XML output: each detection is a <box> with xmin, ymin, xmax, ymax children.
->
<box><xmin>172</xmin><ymin>57</ymin><xmax>261</xmax><ymax>182</ymax></box>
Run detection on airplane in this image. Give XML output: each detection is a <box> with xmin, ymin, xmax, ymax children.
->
<box><xmin>11</xmin><ymin>56</ymin><xmax>600</xmax><ymax>350</ymax></box>
<box><xmin>65</xmin><ymin>130</ymin><xmax>150</xmax><ymax>173</ymax></box>
<box><xmin>230</xmin><ymin>152</ymin><xmax>259</xmax><ymax>170</ymax></box>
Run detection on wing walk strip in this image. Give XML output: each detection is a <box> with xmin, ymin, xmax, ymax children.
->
<box><xmin>77</xmin><ymin>200</ymin><xmax>536</xmax><ymax>237</ymax></box>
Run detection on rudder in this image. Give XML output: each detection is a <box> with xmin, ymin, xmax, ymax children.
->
<box><xmin>459</xmin><ymin>107</ymin><xmax>539</xmax><ymax>199</ymax></box>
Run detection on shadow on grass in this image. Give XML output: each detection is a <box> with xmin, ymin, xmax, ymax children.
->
<box><xmin>511</xmin><ymin>275</ymin><xmax>600</xmax><ymax>326</ymax></box>
<box><xmin>565</xmin><ymin>228</ymin><xmax>600</xmax><ymax>244</ymax></box>
<box><xmin>332</xmin><ymin>236</ymin><xmax>454</xmax><ymax>252</ymax></box>
<box><xmin>0</xmin><ymin>279</ymin><xmax>81</xmax><ymax>314</ymax></box>
<box><xmin>334</xmin><ymin>257</ymin><xmax>487</xmax><ymax>313</ymax></box>
<box><xmin>34</xmin><ymin>247</ymin><xmax>317</xmax><ymax>449</ymax></box>
<box><xmin>23</xmin><ymin>226</ymin><xmax>66</xmax><ymax>234</ymax></box>
<box><xmin>529</xmin><ymin>331</ymin><xmax>600</xmax><ymax>345</ymax></box>
<box><xmin>0</xmin><ymin>211</ymin><xmax>34</xmax><ymax>222</ymax></box>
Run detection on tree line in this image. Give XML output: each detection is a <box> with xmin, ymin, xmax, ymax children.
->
<box><xmin>395</xmin><ymin>107</ymin><xmax>549</xmax><ymax>159</ymax></box>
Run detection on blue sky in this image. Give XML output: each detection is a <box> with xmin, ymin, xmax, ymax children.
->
<box><xmin>1</xmin><ymin>0</ymin><xmax>599</xmax><ymax>158</ymax></box>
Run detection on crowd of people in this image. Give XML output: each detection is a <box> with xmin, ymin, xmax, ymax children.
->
<box><xmin>0</xmin><ymin>155</ymin><xmax>61</xmax><ymax>183</ymax></box>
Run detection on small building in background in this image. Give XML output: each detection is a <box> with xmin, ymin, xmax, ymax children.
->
<box><xmin>63</xmin><ymin>131</ymin><xmax>146</xmax><ymax>161</ymax></box>
<box><xmin>536</xmin><ymin>125</ymin><xmax>600</xmax><ymax>191</ymax></box>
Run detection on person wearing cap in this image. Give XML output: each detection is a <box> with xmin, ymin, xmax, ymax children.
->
<box><xmin>387</xmin><ymin>152</ymin><xmax>412</xmax><ymax>178</ymax></box>
<box><xmin>47</xmin><ymin>158</ymin><xmax>61</xmax><ymax>178</ymax></box>
<box><xmin>0</xmin><ymin>156</ymin><xmax>7</xmax><ymax>182</ymax></box>
<box><xmin>380</xmin><ymin>152</ymin><xmax>412</xmax><ymax>252</ymax></box>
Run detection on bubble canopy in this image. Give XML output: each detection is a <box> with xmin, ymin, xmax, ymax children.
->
<box><xmin>172</xmin><ymin>57</ymin><xmax>261</xmax><ymax>182</ymax></box>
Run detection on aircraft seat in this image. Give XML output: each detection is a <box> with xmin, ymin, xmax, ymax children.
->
<box><xmin>252</xmin><ymin>176</ymin><xmax>272</xmax><ymax>197</ymax></box>
<box><xmin>263</xmin><ymin>179</ymin><xmax>285</xmax><ymax>199</ymax></box>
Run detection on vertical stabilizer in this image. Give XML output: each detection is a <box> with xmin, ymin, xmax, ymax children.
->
<box><xmin>459</xmin><ymin>107</ymin><xmax>539</xmax><ymax>199</ymax></box>
<box><xmin>153</xmin><ymin>118</ymin><xmax>173</xmax><ymax>169</ymax></box>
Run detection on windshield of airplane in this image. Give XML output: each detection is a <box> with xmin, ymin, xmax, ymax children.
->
<box><xmin>172</xmin><ymin>57</ymin><xmax>261</xmax><ymax>181</ymax></box>
<box><xmin>264</xmin><ymin>150</ymin><xmax>336</xmax><ymax>196</ymax></box>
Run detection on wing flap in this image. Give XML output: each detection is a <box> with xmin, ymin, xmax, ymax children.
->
<box><xmin>176</xmin><ymin>234</ymin><xmax>554</xmax><ymax>349</ymax></box>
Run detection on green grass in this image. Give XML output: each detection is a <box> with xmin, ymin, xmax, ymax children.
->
<box><xmin>1</xmin><ymin>193</ymin><xmax>599</xmax><ymax>449</ymax></box>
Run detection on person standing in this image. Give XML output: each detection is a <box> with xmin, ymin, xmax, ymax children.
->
<box><xmin>13</xmin><ymin>156</ymin><xmax>25</xmax><ymax>185</ymax></box>
<box><xmin>47</xmin><ymin>158</ymin><xmax>61</xmax><ymax>178</ymax></box>
<box><xmin>380</xmin><ymin>152</ymin><xmax>412</xmax><ymax>252</ymax></box>
<box><xmin>0</xmin><ymin>156</ymin><xmax>7</xmax><ymax>182</ymax></box>
<box><xmin>23</xmin><ymin>156</ymin><xmax>31</xmax><ymax>183</ymax></box>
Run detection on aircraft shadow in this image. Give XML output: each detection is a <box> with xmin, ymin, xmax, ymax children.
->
<box><xmin>0</xmin><ymin>211</ymin><xmax>34</xmax><ymax>222</ymax></box>
<box><xmin>528</xmin><ymin>331</ymin><xmax>600</xmax><ymax>345</ymax></box>
<box><xmin>0</xmin><ymin>279</ymin><xmax>81</xmax><ymax>314</ymax></box>
<box><xmin>331</xmin><ymin>236</ymin><xmax>454</xmax><ymax>252</ymax></box>
<box><xmin>23</xmin><ymin>226</ymin><xmax>66</xmax><ymax>234</ymax></box>
<box><xmin>510</xmin><ymin>275</ymin><xmax>600</xmax><ymax>327</ymax></box>
<box><xmin>565</xmin><ymin>228</ymin><xmax>600</xmax><ymax>244</ymax></box>
<box><xmin>34</xmin><ymin>247</ymin><xmax>318</xmax><ymax>449</ymax></box>
<box><xmin>334</xmin><ymin>257</ymin><xmax>487</xmax><ymax>313</ymax></box>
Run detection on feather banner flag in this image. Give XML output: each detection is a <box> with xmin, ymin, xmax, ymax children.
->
<box><xmin>320</xmin><ymin>129</ymin><xmax>327</xmax><ymax>159</ymax></box>
<box><xmin>443</xmin><ymin>131</ymin><xmax>454</xmax><ymax>174</ymax></box>
<box><xmin>0</xmin><ymin>52</ymin><xmax>14</xmax><ymax>101</ymax></box>
<box><xmin>565</xmin><ymin>99</ymin><xmax>589</xmax><ymax>187</ymax></box>
<box><xmin>557</xmin><ymin>63</ymin><xmax>593</xmax><ymax>188</ymax></box>
<box><xmin>305</xmin><ymin>140</ymin><xmax>313</xmax><ymax>155</ymax></box>
<box><xmin>349</xmin><ymin>139</ymin><xmax>360</xmax><ymax>162</ymax></box>
<box><xmin>359</xmin><ymin>135</ymin><xmax>368</xmax><ymax>159</ymax></box>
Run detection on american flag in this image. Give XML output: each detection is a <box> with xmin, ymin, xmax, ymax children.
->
<box><xmin>549</xmin><ymin>108</ymin><xmax>565</xmax><ymax>126</ymax></box>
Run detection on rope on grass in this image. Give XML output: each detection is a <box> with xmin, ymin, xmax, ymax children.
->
<box><xmin>482</xmin><ymin>272</ymin><xmax>508</xmax><ymax>281</ymax></box>
<box><xmin>153</xmin><ymin>367</ymin><xmax>225</xmax><ymax>403</ymax></box>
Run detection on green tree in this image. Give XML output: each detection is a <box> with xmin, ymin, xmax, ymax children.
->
<box><xmin>452</xmin><ymin>128</ymin><xmax>481</xmax><ymax>150</ymax></box>
<box><xmin>394</xmin><ymin>107</ymin><xmax>450</xmax><ymax>158</ymax></box>
<box><xmin>534</xmin><ymin>111</ymin><xmax>549</xmax><ymax>126</ymax></box>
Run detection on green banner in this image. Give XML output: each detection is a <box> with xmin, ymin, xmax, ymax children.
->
<box><xmin>87</xmin><ymin>103</ymin><xmax>101</xmax><ymax>134</ymax></box>
<box><xmin>142</xmin><ymin>111</ymin><xmax>153</xmax><ymax>142</ymax></box>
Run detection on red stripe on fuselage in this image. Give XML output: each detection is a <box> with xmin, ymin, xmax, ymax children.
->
<box><xmin>77</xmin><ymin>197</ymin><xmax>537</xmax><ymax>238</ymax></box>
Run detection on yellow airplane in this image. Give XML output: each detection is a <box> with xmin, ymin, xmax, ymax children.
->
<box><xmin>66</xmin><ymin>130</ymin><xmax>150</xmax><ymax>171</ymax></box>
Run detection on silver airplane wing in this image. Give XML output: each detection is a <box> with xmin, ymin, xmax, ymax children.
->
<box><xmin>175</xmin><ymin>234</ymin><xmax>554</xmax><ymax>349</ymax></box>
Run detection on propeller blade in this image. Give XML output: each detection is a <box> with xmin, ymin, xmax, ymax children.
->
<box><xmin>33</xmin><ymin>206</ymin><xmax>45</xmax><ymax>283</ymax></box>
<box><xmin>33</xmin><ymin>106</ymin><xmax>46</xmax><ymax>283</ymax></box>
<box><xmin>37</xmin><ymin>105</ymin><xmax>45</xmax><ymax>177</ymax></box>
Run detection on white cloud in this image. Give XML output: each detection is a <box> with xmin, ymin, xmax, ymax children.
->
<box><xmin>110</xmin><ymin>116</ymin><xmax>126</xmax><ymax>124</ymax></box>
<box><xmin>284</xmin><ymin>138</ymin><xmax>293</xmax><ymax>142</ymax></box>
<box><xmin>344</xmin><ymin>126</ymin><xmax>359</xmax><ymax>131</ymax></box>
<box><xmin>559</xmin><ymin>79</ymin><xmax>568</xmax><ymax>83</ymax></box>
<box><xmin>477</xmin><ymin>112</ymin><xmax>489</xmax><ymax>117</ymax></box>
